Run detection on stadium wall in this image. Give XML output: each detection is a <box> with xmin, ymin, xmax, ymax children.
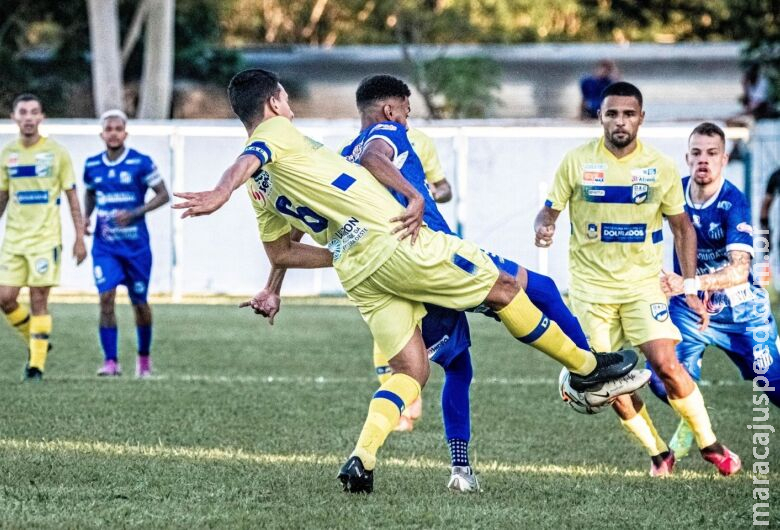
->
<box><xmin>1</xmin><ymin>119</ymin><xmax>776</xmax><ymax>299</ymax></box>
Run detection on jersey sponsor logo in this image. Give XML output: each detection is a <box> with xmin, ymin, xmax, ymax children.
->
<box><xmin>587</xmin><ymin>223</ymin><xmax>598</xmax><ymax>239</ymax></box>
<box><xmin>343</xmin><ymin>142</ymin><xmax>362</xmax><ymax>163</ymax></box>
<box><xmin>250</xmin><ymin>170</ymin><xmax>271</xmax><ymax>205</ymax></box>
<box><xmin>691</xmin><ymin>214</ymin><xmax>701</xmax><ymax>228</ymax></box>
<box><xmin>16</xmin><ymin>190</ymin><xmax>49</xmax><ymax>204</ymax></box>
<box><xmin>737</xmin><ymin>222</ymin><xmax>753</xmax><ymax>234</ymax></box>
<box><xmin>600</xmin><ymin>223</ymin><xmax>646</xmax><ymax>243</ymax></box>
<box><xmin>630</xmin><ymin>167</ymin><xmax>657</xmax><ymax>183</ymax></box>
<box><xmin>427</xmin><ymin>334</ymin><xmax>451</xmax><ymax>359</ymax></box>
<box><xmin>85</xmin><ymin>159</ymin><xmax>101</xmax><ymax>168</ymax></box>
<box><xmin>327</xmin><ymin>216</ymin><xmax>367</xmax><ymax>261</ymax></box>
<box><xmin>587</xmin><ymin>188</ymin><xmax>605</xmax><ymax>197</ymax></box>
<box><xmin>716</xmin><ymin>200</ymin><xmax>732</xmax><ymax>211</ymax></box>
<box><xmin>6</xmin><ymin>153</ymin><xmax>18</xmax><ymax>166</ymax></box>
<box><xmin>125</xmin><ymin>158</ymin><xmax>142</xmax><ymax>165</ymax></box>
<box><xmin>96</xmin><ymin>191</ymin><xmax>137</xmax><ymax>205</ymax></box>
<box><xmin>632</xmin><ymin>183</ymin><xmax>648</xmax><ymax>204</ymax></box>
<box><xmin>372</xmin><ymin>123</ymin><xmax>398</xmax><ymax>132</ymax></box>
<box><xmin>581</xmin><ymin>164</ymin><xmax>606</xmax><ymax>183</ymax></box>
<box><xmin>650</xmin><ymin>302</ymin><xmax>669</xmax><ymax>322</ymax></box>
<box><xmin>707</xmin><ymin>221</ymin><xmax>724</xmax><ymax>240</ymax></box>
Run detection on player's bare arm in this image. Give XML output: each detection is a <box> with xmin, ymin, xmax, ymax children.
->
<box><xmin>83</xmin><ymin>187</ymin><xmax>96</xmax><ymax>235</ymax></box>
<box><xmin>667</xmin><ymin>211</ymin><xmax>709</xmax><ymax>330</ymax></box>
<box><xmin>360</xmin><ymin>139</ymin><xmax>425</xmax><ymax>243</ymax></box>
<box><xmin>240</xmin><ymin>228</ymin><xmax>305</xmax><ymax>324</ymax></box>
<box><xmin>115</xmin><ymin>181</ymin><xmax>170</xmax><ymax>227</ymax></box>
<box><xmin>173</xmin><ymin>154</ymin><xmax>260</xmax><ymax>218</ymax></box>
<box><xmin>429</xmin><ymin>179</ymin><xmax>452</xmax><ymax>203</ymax></box>
<box><xmin>262</xmin><ymin>230</ymin><xmax>332</xmax><ymax>270</ymax></box>
<box><xmin>663</xmin><ymin>250</ymin><xmax>751</xmax><ymax>295</ymax></box>
<box><xmin>534</xmin><ymin>205</ymin><xmax>560</xmax><ymax>247</ymax></box>
<box><xmin>0</xmin><ymin>190</ymin><xmax>8</xmax><ymax>219</ymax></box>
<box><xmin>65</xmin><ymin>187</ymin><xmax>87</xmax><ymax>265</ymax></box>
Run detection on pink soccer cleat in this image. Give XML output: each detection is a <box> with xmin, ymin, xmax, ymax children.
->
<box><xmin>97</xmin><ymin>359</ymin><xmax>121</xmax><ymax>377</ymax></box>
<box><xmin>702</xmin><ymin>445</ymin><xmax>742</xmax><ymax>476</ymax></box>
<box><xmin>650</xmin><ymin>451</ymin><xmax>676</xmax><ymax>477</ymax></box>
<box><xmin>136</xmin><ymin>356</ymin><xmax>152</xmax><ymax>379</ymax></box>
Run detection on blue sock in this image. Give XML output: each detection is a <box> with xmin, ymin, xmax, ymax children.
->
<box><xmin>646</xmin><ymin>359</ymin><xmax>670</xmax><ymax>404</ymax></box>
<box><xmin>448</xmin><ymin>438</ymin><xmax>470</xmax><ymax>467</ymax></box>
<box><xmin>99</xmin><ymin>326</ymin><xmax>118</xmax><ymax>362</ymax></box>
<box><xmin>137</xmin><ymin>325</ymin><xmax>152</xmax><ymax>356</ymax></box>
<box><xmin>525</xmin><ymin>269</ymin><xmax>590</xmax><ymax>351</ymax></box>
<box><xmin>440</xmin><ymin>351</ymin><xmax>472</xmax><ymax>450</ymax></box>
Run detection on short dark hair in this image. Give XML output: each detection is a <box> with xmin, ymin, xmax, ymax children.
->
<box><xmin>689</xmin><ymin>121</ymin><xmax>726</xmax><ymax>146</ymax></box>
<box><xmin>601</xmin><ymin>81</ymin><xmax>643</xmax><ymax>108</ymax></box>
<box><xmin>227</xmin><ymin>68</ymin><xmax>281</xmax><ymax>125</ymax></box>
<box><xmin>355</xmin><ymin>75</ymin><xmax>411</xmax><ymax>111</ymax></box>
<box><xmin>12</xmin><ymin>93</ymin><xmax>42</xmax><ymax>112</ymax></box>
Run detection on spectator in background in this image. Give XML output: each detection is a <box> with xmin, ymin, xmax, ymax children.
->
<box><xmin>580</xmin><ymin>59</ymin><xmax>619</xmax><ymax>120</ymax></box>
<box><xmin>728</xmin><ymin>64</ymin><xmax>778</xmax><ymax>127</ymax></box>
<box><xmin>759</xmin><ymin>166</ymin><xmax>780</xmax><ymax>256</ymax></box>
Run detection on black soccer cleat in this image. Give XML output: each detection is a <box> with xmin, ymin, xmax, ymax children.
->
<box><xmin>23</xmin><ymin>365</ymin><xmax>44</xmax><ymax>382</ymax></box>
<box><xmin>337</xmin><ymin>456</ymin><xmax>373</xmax><ymax>494</ymax></box>
<box><xmin>569</xmin><ymin>349</ymin><xmax>638</xmax><ymax>392</ymax></box>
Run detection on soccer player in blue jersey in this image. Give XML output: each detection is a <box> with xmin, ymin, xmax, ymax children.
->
<box><xmin>175</xmin><ymin>68</ymin><xmax>646</xmax><ymax>493</ymax></box>
<box><xmin>83</xmin><ymin>110</ymin><xmax>169</xmax><ymax>378</ymax></box>
<box><xmin>535</xmin><ymin>83</ymin><xmax>740</xmax><ymax>477</ymax></box>
<box><xmin>653</xmin><ymin>122</ymin><xmax>780</xmax><ymax>457</ymax></box>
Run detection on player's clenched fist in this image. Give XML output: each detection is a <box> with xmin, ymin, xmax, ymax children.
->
<box><xmin>535</xmin><ymin>224</ymin><xmax>555</xmax><ymax>248</ymax></box>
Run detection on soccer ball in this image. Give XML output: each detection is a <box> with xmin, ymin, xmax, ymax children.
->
<box><xmin>558</xmin><ymin>368</ymin><xmax>610</xmax><ymax>415</ymax></box>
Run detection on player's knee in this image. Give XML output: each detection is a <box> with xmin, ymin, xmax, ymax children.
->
<box><xmin>649</xmin><ymin>356</ymin><xmax>687</xmax><ymax>384</ymax></box>
<box><xmin>0</xmin><ymin>294</ymin><xmax>17</xmax><ymax>313</ymax></box>
<box><xmin>486</xmin><ymin>272</ymin><xmax>519</xmax><ymax>309</ymax></box>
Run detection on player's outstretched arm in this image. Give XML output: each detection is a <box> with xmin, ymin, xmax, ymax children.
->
<box><xmin>534</xmin><ymin>206</ymin><xmax>560</xmax><ymax>248</ymax></box>
<box><xmin>173</xmin><ymin>155</ymin><xmax>260</xmax><ymax>218</ymax></box>
<box><xmin>360</xmin><ymin>140</ymin><xmax>424</xmax><ymax>243</ymax></box>
<box><xmin>0</xmin><ymin>190</ymin><xmax>8</xmax><ymax>219</ymax></box>
<box><xmin>65</xmin><ymin>188</ymin><xmax>87</xmax><ymax>265</ymax></box>
<box><xmin>240</xmin><ymin>229</ymin><xmax>307</xmax><ymax>325</ymax></box>
<box><xmin>667</xmin><ymin>212</ymin><xmax>709</xmax><ymax>330</ymax></box>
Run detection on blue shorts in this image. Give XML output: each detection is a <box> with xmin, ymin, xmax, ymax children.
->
<box><xmin>422</xmin><ymin>251</ymin><xmax>520</xmax><ymax>367</ymax></box>
<box><xmin>648</xmin><ymin>297</ymin><xmax>780</xmax><ymax>384</ymax></box>
<box><xmin>92</xmin><ymin>245</ymin><xmax>152</xmax><ymax>304</ymax></box>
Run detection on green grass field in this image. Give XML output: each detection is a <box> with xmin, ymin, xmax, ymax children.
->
<box><xmin>0</xmin><ymin>302</ymin><xmax>777</xmax><ymax>528</ymax></box>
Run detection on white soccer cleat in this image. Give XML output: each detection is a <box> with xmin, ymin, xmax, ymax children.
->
<box><xmin>447</xmin><ymin>466</ymin><xmax>481</xmax><ymax>493</ymax></box>
<box><xmin>583</xmin><ymin>369</ymin><xmax>652</xmax><ymax>407</ymax></box>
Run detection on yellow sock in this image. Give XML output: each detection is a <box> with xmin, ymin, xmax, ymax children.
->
<box><xmin>5</xmin><ymin>305</ymin><xmax>31</xmax><ymax>345</ymax></box>
<box><xmin>497</xmin><ymin>290</ymin><xmax>596</xmax><ymax>375</ymax></box>
<box><xmin>352</xmin><ymin>373</ymin><xmax>421</xmax><ymax>470</ymax></box>
<box><xmin>29</xmin><ymin>314</ymin><xmax>52</xmax><ymax>371</ymax></box>
<box><xmin>373</xmin><ymin>342</ymin><xmax>392</xmax><ymax>385</ymax></box>
<box><xmin>620</xmin><ymin>405</ymin><xmax>669</xmax><ymax>456</ymax></box>
<box><xmin>668</xmin><ymin>385</ymin><xmax>717</xmax><ymax>448</ymax></box>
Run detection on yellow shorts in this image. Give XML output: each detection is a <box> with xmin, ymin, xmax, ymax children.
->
<box><xmin>346</xmin><ymin>227</ymin><xmax>500</xmax><ymax>359</ymax></box>
<box><xmin>569</xmin><ymin>288</ymin><xmax>681</xmax><ymax>352</ymax></box>
<box><xmin>0</xmin><ymin>246</ymin><xmax>62</xmax><ymax>287</ymax></box>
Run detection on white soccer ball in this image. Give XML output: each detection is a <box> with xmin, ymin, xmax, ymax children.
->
<box><xmin>558</xmin><ymin>368</ymin><xmax>610</xmax><ymax>415</ymax></box>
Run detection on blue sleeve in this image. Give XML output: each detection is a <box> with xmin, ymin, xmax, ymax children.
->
<box><xmin>83</xmin><ymin>163</ymin><xmax>93</xmax><ymax>190</ymax></box>
<box><xmin>725</xmin><ymin>189</ymin><xmax>754</xmax><ymax>255</ymax></box>
<box><xmin>141</xmin><ymin>155</ymin><xmax>162</xmax><ymax>186</ymax></box>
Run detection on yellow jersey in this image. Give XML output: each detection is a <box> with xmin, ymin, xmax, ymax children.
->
<box><xmin>546</xmin><ymin>138</ymin><xmax>684</xmax><ymax>303</ymax></box>
<box><xmin>243</xmin><ymin>116</ymin><xmax>407</xmax><ymax>290</ymax></box>
<box><xmin>0</xmin><ymin>136</ymin><xmax>75</xmax><ymax>254</ymax></box>
<box><xmin>408</xmin><ymin>128</ymin><xmax>446</xmax><ymax>184</ymax></box>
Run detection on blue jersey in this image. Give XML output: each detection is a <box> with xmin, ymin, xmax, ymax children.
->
<box><xmin>341</xmin><ymin>122</ymin><xmax>453</xmax><ymax>235</ymax></box>
<box><xmin>673</xmin><ymin>177</ymin><xmax>768</xmax><ymax>323</ymax></box>
<box><xmin>83</xmin><ymin>148</ymin><xmax>161</xmax><ymax>254</ymax></box>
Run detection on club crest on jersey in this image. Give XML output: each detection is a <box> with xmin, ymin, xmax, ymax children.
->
<box><xmin>120</xmin><ymin>171</ymin><xmax>132</xmax><ymax>184</ymax></box>
<box><xmin>35</xmin><ymin>152</ymin><xmax>54</xmax><ymax>177</ymax></box>
<box><xmin>587</xmin><ymin>223</ymin><xmax>598</xmax><ymax>239</ymax></box>
<box><xmin>650</xmin><ymin>303</ymin><xmax>669</xmax><ymax>322</ymax></box>
<box><xmin>632</xmin><ymin>184</ymin><xmax>648</xmax><ymax>204</ymax></box>
<box><xmin>630</xmin><ymin>167</ymin><xmax>657</xmax><ymax>183</ymax></box>
<box><xmin>708</xmin><ymin>222</ymin><xmax>724</xmax><ymax>240</ymax></box>
<box><xmin>35</xmin><ymin>258</ymin><xmax>49</xmax><ymax>274</ymax></box>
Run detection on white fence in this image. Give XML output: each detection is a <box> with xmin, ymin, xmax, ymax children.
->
<box><xmin>2</xmin><ymin>119</ymin><xmax>773</xmax><ymax>299</ymax></box>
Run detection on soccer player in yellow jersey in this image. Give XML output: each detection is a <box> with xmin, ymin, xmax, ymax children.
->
<box><xmin>534</xmin><ymin>82</ymin><xmax>741</xmax><ymax>476</ymax></box>
<box><xmin>175</xmin><ymin>68</ymin><xmax>646</xmax><ymax>493</ymax></box>
<box><xmin>0</xmin><ymin>94</ymin><xmax>87</xmax><ymax>380</ymax></box>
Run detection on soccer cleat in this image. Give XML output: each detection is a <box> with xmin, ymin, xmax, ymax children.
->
<box><xmin>23</xmin><ymin>365</ymin><xmax>43</xmax><ymax>382</ymax></box>
<box><xmin>569</xmin><ymin>349</ymin><xmax>638</xmax><ymax>392</ymax></box>
<box><xmin>650</xmin><ymin>450</ymin><xmax>676</xmax><ymax>477</ymax></box>
<box><xmin>447</xmin><ymin>466</ymin><xmax>481</xmax><ymax>493</ymax></box>
<box><xmin>97</xmin><ymin>359</ymin><xmax>122</xmax><ymax>377</ymax></box>
<box><xmin>394</xmin><ymin>397</ymin><xmax>422</xmax><ymax>432</ymax></box>
<box><xmin>581</xmin><ymin>368</ymin><xmax>652</xmax><ymax>407</ymax></box>
<box><xmin>702</xmin><ymin>445</ymin><xmax>742</xmax><ymax>476</ymax></box>
<box><xmin>669</xmin><ymin>419</ymin><xmax>694</xmax><ymax>459</ymax></box>
<box><xmin>337</xmin><ymin>456</ymin><xmax>374</xmax><ymax>493</ymax></box>
<box><xmin>136</xmin><ymin>356</ymin><xmax>152</xmax><ymax>379</ymax></box>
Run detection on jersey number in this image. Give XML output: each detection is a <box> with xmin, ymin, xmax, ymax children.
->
<box><xmin>275</xmin><ymin>195</ymin><xmax>328</xmax><ymax>233</ymax></box>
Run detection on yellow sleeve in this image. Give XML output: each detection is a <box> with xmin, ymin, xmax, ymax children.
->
<box><xmin>659</xmin><ymin>161</ymin><xmax>685</xmax><ymax>216</ymax></box>
<box><xmin>546</xmin><ymin>153</ymin><xmax>575</xmax><ymax>210</ymax></box>
<box><xmin>57</xmin><ymin>145</ymin><xmax>76</xmax><ymax>191</ymax></box>
<box><xmin>0</xmin><ymin>148</ymin><xmax>8</xmax><ymax>192</ymax></box>
<box><xmin>246</xmin><ymin>184</ymin><xmax>292</xmax><ymax>242</ymax></box>
<box><xmin>244</xmin><ymin>117</ymin><xmax>297</xmax><ymax>166</ymax></box>
<box><xmin>409</xmin><ymin>129</ymin><xmax>446</xmax><ymax>184</ymax></box>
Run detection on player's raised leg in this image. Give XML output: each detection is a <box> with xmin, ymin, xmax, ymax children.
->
<box><xmin>97</xmin><ymin>289</ymin><xmax>121</xmax><ymax>376</ymax></box>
